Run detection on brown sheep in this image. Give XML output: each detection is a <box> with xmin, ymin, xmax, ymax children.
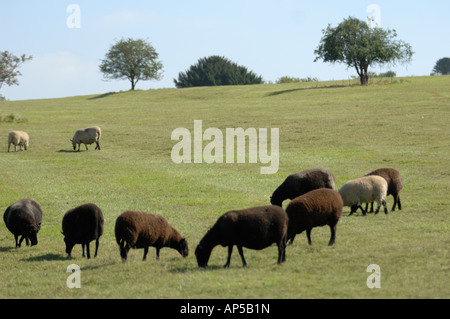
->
<box><xmin>3</xmin><ymin>199</ymin><xmax>42</xmax><ymax>248</ymax></box>
<box><xmin>195</xmin><ymin>205</ymin><xmax>288</xmax><ymax>268</ymax></box>
<box><xmin>365</xmin><ymin>168</ymin><xmax>403</xmax><ymax>212</ymax></box>
<box><xmin>285</xmin><ymin>188</ymin><xmax>343</xmax><ymax>246</ymax></box>
<box><xmin>270</xmin><ymin>168</ymin><xmax>336</xmax><ymax>207</ymax></box>
<box><xmin>114</xmin><ymin>211</ymin><xmax>188</xmax><ymax>262</ymax></box>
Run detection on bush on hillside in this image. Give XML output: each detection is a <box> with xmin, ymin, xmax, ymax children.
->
<box><xmin>174</xmin><ymin>56</ymin><xmax>263</xmax><ymax>88</ymax></box>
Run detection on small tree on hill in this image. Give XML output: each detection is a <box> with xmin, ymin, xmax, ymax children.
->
<box><xmin>174</xmin><ymin>56</ymin><xmax>263</xmax><ymax>88</ymax></box>
<box><xmin>432</xmin><ymin>57</ymin><xmax>450</xmax><ymax>75</ymax></box>
<box><xmin>314</xmin><ymin>17</ymin><xmax>413</xmax><ymax>85</ymax></box>
<box><xmin>99</xmin><ymin>38</ymin><xmax>163</xmax><ymax>91</ymax></box>
<box><xmin>0</xmin><ymin>51</ymin><xmax>33</xmax><ymax>98</ymax></box>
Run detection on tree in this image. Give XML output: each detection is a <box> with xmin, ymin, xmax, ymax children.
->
<box><xmin>432</xmin><ymin>57</ymin><xmax>450</xmax><ymax>75</ymax></box>
<box><xmin>174</xmin><ymin>55</ymin><xmax>262</xmax><ymax>88</ymax></box>
<box><xmin>314</xmin><ymin>17</ymin><xmax>413</xmax><ymax>85</ymax></box>
<box><xmin>0</xmin><ymin>51</ymin><xmax>33</xmax><ymax>91</ymax></box>
<box><xmin>99</xmin><ymin>38</ymin><xmax>163</xmax><ymax>91</ymax></box>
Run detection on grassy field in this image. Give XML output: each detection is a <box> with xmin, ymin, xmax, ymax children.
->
<box><xmin>0</xmin><ymin>76</ymin><xmax>448</xmax><ymax>299</ymax></box>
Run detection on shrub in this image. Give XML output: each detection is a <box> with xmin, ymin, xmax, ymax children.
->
<box><xmin>174</xmin><ymin>56</ymin><xmax>263</xmax><ymax>88</ymax></box>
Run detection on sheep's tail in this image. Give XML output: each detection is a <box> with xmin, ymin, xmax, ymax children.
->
<box><xmin>97</xmin><ymin>127</ymin><xmax>101</xmax><ymax>141</ymax></box>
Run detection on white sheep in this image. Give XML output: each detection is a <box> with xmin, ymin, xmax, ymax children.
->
<box><xmin>338</xmin><ymin>175</ymin><xmax>388</xmax><ymax>215</ymax></box>
<box><xmin>8</xmin><ymin>131</ymin><xmax>29</xmax><ymax>152</ymax></box>
<box><xmin>71</xmin><ymin>126</ymin><xmax>101</xmax><ymax>151</ymax></box>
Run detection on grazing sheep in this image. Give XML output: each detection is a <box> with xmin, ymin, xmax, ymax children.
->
<box><xmin>61</xmin><ymin>203</ymin><xmax>104</xmax><ymax>259</ymax></box>
<box><xmin>3</xmin><ymin>199</ymin><xmax>42</xmax><ymax>248</ymax></box>
<box><xmin>115</xmin><ymin>211</ymin><xmax>188</xmax><ymax>262</ymax></box>
<box><xmin>286</xmin><ymin>188</ymin><xmax>343</xmax><ymax>246</ymax></box>
<box><xmin>365</xmin><ymin>168</ymin><xmax>403</xmax><ymax>212</ymax></box>
<box><xmin>270</xmin><ymin>168</ymin><xmax>336</xmax><ymax>207</ymax></box>
<box><xmin>7</xmin><ymin>131</ymin><xmax>29</xmax><ymax>152</ymax></box>
<box><xmin>195</xmin><ymin>205</ymin><xmax>288</xmax><ymax>268</ymax></box>
<box><xmin>338</xmin><ymin>175</ymin><xmax>388</xmax><ymax>215</ymax></box>
<box><xmin>71</xmin><ymin>126</ymin><xmax>101</xmax><ymax>151</ymax></box>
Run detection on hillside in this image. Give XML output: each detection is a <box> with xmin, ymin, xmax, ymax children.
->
<box><xmin>0</xmin><ymin>76</ymin><xmax>449</xmax><ymax>298</ymax></box>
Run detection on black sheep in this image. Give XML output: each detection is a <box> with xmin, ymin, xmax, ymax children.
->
<box><xmin>270</xmin><ymin>168</ymin><xmax>336</xmax><ymax>207</ymax></box>
<box><xmin>365</xmin><ymin>168</ymin><xmax>403</xmax><ymax>212</ymax></box>
<box><xmin>3</xmin><ymin>199</ymin><xmax>42</xmax><ymax>248</ymax></box>
<box><xmin>195</xmin><ymin>205</ymin><xmax>288</xmax><ymax>268</ymax></box>
<box><xmin>61</xmin><ymin>203</ymin><xmax>104</xmax><ymax>259</ymax></box>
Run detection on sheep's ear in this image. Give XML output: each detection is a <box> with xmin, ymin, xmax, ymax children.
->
<box><xmin>61</xmin><ymin>231</ymin><xmax>65</xmax><ymax>236</ymax></box>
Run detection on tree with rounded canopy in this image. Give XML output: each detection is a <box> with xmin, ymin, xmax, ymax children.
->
<box><xmin>432</xmin><ymin>57</ymin><xmax>450</xmax><ymax>75</ymax></box>
<box><xmin>174</xmin><ymin>55</ymin><xmax>263</xmax><ymax>88</ymax></box>
<box><xmin>314</xmin><ymin>17</ymin><xmax>414</xmax><ymax>85</ymax></box>
<box><xmin>99</xmin><ymin>38</ymin><xmax>163</xmax><ymax>91</ymax></box>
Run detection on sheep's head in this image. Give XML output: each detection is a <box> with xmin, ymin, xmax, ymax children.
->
<box><xmin>63</xmin><ymin>236</ymin><xmax>75</xmax><ymax>256</ymax></box>
<box><xmin>25</xmin><ymin>223</ymin><xmax>39</xmax><ymax>246</ymax></box>
<box><xmin>195</xmin><ymin>244</ymin><xmax>211</xmax><ymax>267</ymax></box>
<box><xmin>177</xmin><ymin>238</ymin><xmax>189</xmax><ymax>258</ymax></box>
<box><xmin>70</xmin><ymin>139</ymin><xmax>77</xmax><ymax>150</ymax></box>
<box><xmin>270</xmin><ymin>196</ymin><xmax>283</xmax><ymax>207</ymax></box>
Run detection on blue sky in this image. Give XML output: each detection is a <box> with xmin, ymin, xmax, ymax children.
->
<box><xmin>1</xmin><ymin>0</ymin><xmax>449</xmax><ymax>100</ymax></box>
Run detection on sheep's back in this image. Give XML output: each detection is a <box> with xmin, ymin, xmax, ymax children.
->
<box><xmin>216</xmin><ymin>206</ymin><xmax>287</xmax><ymax>249</ymax></box>
<box><xmin>8</xmin><ymin>131</ymin><xmax>29</xmax><ymax>144</ymax></box>
<box><xmin>339</xmin><ymin>176</ymin><xmax>387</xmax><ymax>206</ymax></box>
<box><xmin>115</xmin><ymin>211</ymin><xmax>170</xmax><ymax>248</ymax></box>
<box><xmin>366</xmin><ymin>168</ymin><xmax>403</xmax><ymax>195</ymax></box>
<box><xmin>286</xmin><ymin>188</ymin><xmax>342</xmax><ymax>228</ymax></box>
<box><xmin>3</xmin><ymin>199</ymin><xmax>42</xmax><ymax>234</ymax></box>
<box><xmin>72</xmin><ymin>127</ymin><xmax>101</xmax><ymax>143</ymax></box>
<box><xmin>62</xmin><ymin>204</ymin><xmax>103</xmax><ymax>242</ymax></box>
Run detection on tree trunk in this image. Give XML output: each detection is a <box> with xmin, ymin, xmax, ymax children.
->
<box><xmin>359</xmin><ymin>73</ymin><xmax>369</xmax><ymax>85</ymax></box>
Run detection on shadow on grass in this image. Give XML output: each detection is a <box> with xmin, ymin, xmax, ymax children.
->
<box><xmin>0</xmin><ymin>246</ymin><xmax>15</xmax><ymax>252</ymax></box>
<box><xmin>266</xmin><ymin>84</ymin><xmax>351</xmax><ymax>97</ymax></box>
<box><xmin>87</xmin><ymin>92</ymin><xmax>117</xmax><ymax>100</ymax></box>
<box><xmin>21</xmin><ymin>253</ymin><xmax>68</xmax><ymax>262</ymax></box>
<box><xmin>57</xmin><ymin>149</ymin><xmax>77</xmax><ymax>153</ymax></box>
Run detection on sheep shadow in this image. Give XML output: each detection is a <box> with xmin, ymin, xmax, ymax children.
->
<box><xmin>0</xmin><ymin>246</ymin><xmax>15</xmax><ymax>252</ymax></box>
<box><xmin>57</xmin><ymin>150</ymin><xmax>77</xmax><ymax>153</ymax></box>
<box><xmin>21</xmin><ymin>253</ymin><xmax>68</xmax><ymax>262</ymax></box>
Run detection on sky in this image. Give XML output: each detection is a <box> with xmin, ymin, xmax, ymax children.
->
<box><xmin>1</xmin><ymin>0</ymin><xmax>449</xmax><ymax>100</ymax></box>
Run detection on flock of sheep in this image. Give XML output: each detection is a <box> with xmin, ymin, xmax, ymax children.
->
<box><xmin>3</xmin><ymin>127</ymin><xmax>403</xmax><ymax>268</ymax></box>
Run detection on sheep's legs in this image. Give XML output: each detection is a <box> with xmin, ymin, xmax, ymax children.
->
<box><xmin>328</xmin><ymin>225</ymin><xmax>336</xmax><ymax>246</ymax></box>
<box><xmin>94</xmin><ymin>238</ymin><xmax>99</xmax><ymax>258</ymax></box>
<box><xmin>143</xmin><ymin>247</ymin><xmax>149</xmax><ymax>261</ymax></box>
<box><xmin>306</xmin><ymin>229</ymin><xmax>312</xmax><ymax>245</ymax></box>
<box><xmin>237</xmin><ymin>246</ymin><xmax>247</xmax><ymax>267</ymax></box>
<box><xmin>374</xmin><ymin>200</ymin><xmax>388</xmax><ymax>215</ymax></box>
<box><xmin>14</xmin><ymin>235</ymin><xmax>20</xmax><ymax>248</ymax></box>
<box><xmin>119</xmin><ymin>240</ymin><xmax>130</xmax><ymax>262</ymax></box>
<box><xmin>392</xmin><ymin>196</ymin><xmax>401</xmax><ymax>211</ymax></box>
<box><xmin>224</xmin><ymin>245</ymin><xmax>233</xmax><ymax>268</ymax></box>
<box><xmin>82</xmin><ymin>243</ymin><xmax>91</xmax><ymax>259</ymax></box>
<box><xmin>277</xmin><ymin>240</ymin><xmax>286</xmax><ymax>264</ymax></box>
<box><xmin>95</xmin><ymin>141</ymin><xmax>100</xmax><ymax>150</ymax></box>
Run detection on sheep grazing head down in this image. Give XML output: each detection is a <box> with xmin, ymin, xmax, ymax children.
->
<box><xmin>195</xmin><ymin>244</ymin><xmax>211</xmax><ymax>267</ymax></box>
<box><xmin>177</xmin><ymin>238</ymin><xmax>189</xmax><ymax>258</ymax></box>
<box><xmin>62</xmin><ymin>233</ymin><xmax>76</xmax><ymax>256</ymax></box>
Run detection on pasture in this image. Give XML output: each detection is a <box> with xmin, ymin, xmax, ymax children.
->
<box><xmin>0</xmin><ymin>76</ymin><xmax>448</xmax><ymax>298</ymax></box>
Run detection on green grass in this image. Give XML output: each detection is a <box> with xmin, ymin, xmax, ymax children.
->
<box><xmin>0</xmin><ymin>76</ymin><xmax>449</xmax><ymax>298</ymax></box>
